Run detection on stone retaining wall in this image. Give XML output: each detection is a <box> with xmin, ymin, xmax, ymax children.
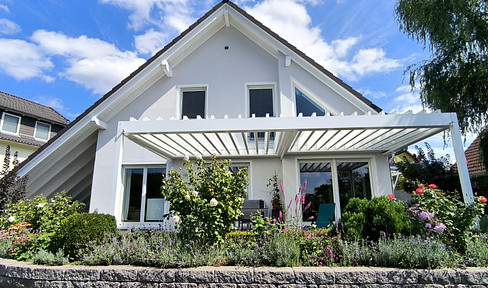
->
<box><xmin>0</xmin><ymin>258</ymin><xmax>487</xmax><ymax>287</ymax></box>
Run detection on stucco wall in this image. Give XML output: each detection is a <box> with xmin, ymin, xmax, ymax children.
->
<box><xmin>0</xmin><ymin>141</ymin><xmax>37</xmax><ymax>170</ymax></box>
<box><xmin>0</xmin><ymin>259</ymin><xmax>487</xmax><ymax>287</ymax></box>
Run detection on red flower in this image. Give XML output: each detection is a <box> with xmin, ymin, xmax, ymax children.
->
<box><xmin>428</xmin><ymin>184</ymin><xmax>437</xmax><ymax>189</ymax></box>
<box><xmin>479</xmin><ymin>196</ymin><xmax>487</xmax><ymax>203</ymax></box>
<box><xmin>416</xmin><ymin>188</ymin><xmax>424</xmax><ymax>194</ymax></box>
<box><xmin>419</xmin><ymin>185</ymin><xmax>425</xmax><ymax>189</ymax></box>
<box><xmin>387</xmin><ymin>194</ymin><xmax>394</xmax><ymax>199</ymax></box>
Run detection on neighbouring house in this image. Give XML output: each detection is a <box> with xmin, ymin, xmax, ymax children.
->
<box><xmin>462</xmin><ymin>135</ymin><xmax>486</xmax><ymax>176</ymax></box>
<box><xmin>0</xmin><ymin>91</ymin><xmax>69</xmax><ymax>170</ymax></box>
<box><xmin>15</xmin><ymin>1</ymin><xmax>474</xmax><ymax>228</ymax></box>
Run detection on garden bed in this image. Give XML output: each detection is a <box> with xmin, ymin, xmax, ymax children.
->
<box><xmin>1</xmin><ymin>258</ymin><xmax>488</xmax><ymax>287</ymax></box>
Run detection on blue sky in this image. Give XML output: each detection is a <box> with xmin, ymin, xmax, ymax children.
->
<box><xmin>0</xmin><ymin>0</ymin><xmax>476</xmax><ymax>159</ymax></box>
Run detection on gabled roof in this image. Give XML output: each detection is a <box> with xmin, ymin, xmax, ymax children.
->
<box><xmin>17</xmin><ymin>0</ymin><xmax>381</xmax><ymax>172</ymax></box>
<box><xmin>0</xmin><ymin>90</ymin><xmax>69</xmax><ymax>125</ymax></box>
<box><xmin>464</xmin><ymin>134</ymin><xmax>486</xmax><ymax>176</ymax></box>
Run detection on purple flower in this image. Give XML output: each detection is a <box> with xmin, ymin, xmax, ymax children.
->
<box><xmin>418</xmin><ymin>211</ymin><xmax>434</xmax><ymax>221</ymax></box>
<box><xmin>425</xmin><ymin>223</ymin><xmax>432</xmax><ymax>229</ymax></box>
<box><xmin>432</xmin><ymin>223</ymin><xmax>447</xmax><ymax>234</ymax></box>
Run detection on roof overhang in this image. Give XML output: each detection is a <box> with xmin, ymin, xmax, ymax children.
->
<box><xmin>121</xmin><ymin>111</ymin><xmax>455</xmax><ymax>160</ymax></box>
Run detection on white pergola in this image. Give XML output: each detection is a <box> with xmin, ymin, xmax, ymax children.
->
<box><xmin>117</xmin><ymin>110</ymin><xmax>474</xmax><ymax>203</ymax></box>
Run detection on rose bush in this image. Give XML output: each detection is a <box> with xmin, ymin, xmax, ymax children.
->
<box><xmin>161</xmin><ymin>155</ymin><xmax>248</xmax><ymax>244</ymax></box>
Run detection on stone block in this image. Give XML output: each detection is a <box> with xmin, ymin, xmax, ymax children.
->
<box><xmin>64</xmin><ymin>267</ymin><xmax>100</xmax><ymax>281</ymax></box>
<box><xmin>236</xmin><ymin>284</ymin><xmax>275</xmax><ymax>288</ymax></box>
<box><xmin>293</xmin><ymin>267</ymin><xmax>334</xmax><ymax>285</ymax></box>
<box><xmin>333</xmin><ymin>267</ymin><xmax>375</xmax><ymax>284</ymax></box>
<box><xmin>254</xmin><ymin>267</ymin><xmax>295</xmax><ymax>284</ymax></box>
<box><xmin>418</xmin><ymin>269</ymin><xmax>461</xmax><ymax>284</ymax></box>
<box><xmin>199</xmin><ymin>284</ymin><xmax>237</xmax><ymax>288</ymax></box>
<box><xmin>278</xmin><ymin>284</ymin><xmax>317</xmax><ymax>288</ymax></box>
<box><xmin>214</xmin><ymin>266</ymin><xmax>253</xmax><ymax>284</ymax></box>
<box><xmin>375</xmin><ymin>268</ymin><xmax>418</xmax><ymax>284</ymax></box>
<box><xmin>176</xmin><ymin>267</ymin><xmax>215</xmax><ymax>283</ymax></box>
<box><xmin>137</xmin><ymin>268</ymin><xmax>177</xmax><ymax>283</ymax></box>
<box><xmin>101</xmin><ymin>267</ymin><xmax>139</xmax><ymax>282</ymax></box>
<box><xmin>458</xmin><ymin>268</ymin><xmax>488</xmax><ymax>285</ymax></box>
<box><xmin>33</xmin><ymin>280</ymin><xmax>73</xmax><ymax>288</ymax></box>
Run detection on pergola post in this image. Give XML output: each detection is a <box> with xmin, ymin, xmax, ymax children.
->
<box><xmin>450</xmin><ymin>114</ymin><xmax>474</xmax><ymax>203</ymax></box>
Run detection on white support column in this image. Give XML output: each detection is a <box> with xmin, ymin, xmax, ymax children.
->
<box><xmin>331</xmin><ymin>159</ymin><xmax>341</xmax><ymax>221</ymax></box>
<box><xmin>111</xmin><ymin>122</ymin><xmax>126</xmax><ymax>225</ymax></box>
<box><xmin>450</xmin><ymin>114</ymin><xmax>474</xmax><ymax>203</ymax></box>
<box><xmin>281</xmin><ymin>157</ymin><xmax>299</xmax><ymax>219</ymax></box>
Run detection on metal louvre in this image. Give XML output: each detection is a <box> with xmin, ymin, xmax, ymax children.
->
<box><xmin>121</xmin><ymin>111</ymin><xmax>455</xmax><ymax>160</ymax></box>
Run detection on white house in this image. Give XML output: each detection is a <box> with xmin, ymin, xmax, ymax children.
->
<box><xmin>16</xmin><ymin>0</ymin><xmax>473</xmax><ymax>228</ymax></box>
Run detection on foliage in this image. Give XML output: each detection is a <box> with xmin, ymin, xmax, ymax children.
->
<box><xmin>161</xmin><ymin>155</ymin><xmax>248</xmax><ymax>244</ymax></box>
<box><xmin>480</xmin><ymin>129</ymin><xmax>488</xmax><ymax>172</ymax></box>
<box><xmin>32</xmin><ymin>249</ymin><xmax>69</xmax><ymax>266</ymax></box>
<box><xmin>409</xmin><ymin>185</ymin><xmax>485</xmax><ymax>251</ymax></box>
<box><xmin>375</xmin><ymin>235</ymin><xmax>453</xmax><ymax>269</ymax></box>
<box><xmin>337</xmin><ymin>239</ymin><xmax>374</xmax><ymax>267</ymax></box>
<box><xmin>54</xmin><ymin>213</ymin><xmax>117</xmax><ymax>259</ymax></box>
<box><xmin>0</xmin><ymin>145</ymin><xmax>28</xmax><ymax>213</ymax></box>
<box><xmin>339</xmin><ymin>196</ymin><xmax>408</xmax><ymax>241</ymax></box>
<box><xmin>463</xmin><ymin>233</ymin><xmax>488</xmax><ymax>267</ymax></box>
<box><xmin>299</xmin><ymin>228</ymin><xmax>338</xmax><ymax>266</ymax></box>
<box><xmin>395</xmin><ymin>0</ymin><xmax>488</xmax><ymax>134</ymax></box>
<box><xmin>0</xmin><ymin>192</ymin><xmax>85</xmax><ymax>232</ymax></box>
<box><xmin>396</xmin><ymin>143</ymin><xmax>460</xmax><ymax>192</ymax></box>
<box><xmin>267</xmin><ymin>173</ymin><xmax>283</xmax><ymax>211</ymax></box>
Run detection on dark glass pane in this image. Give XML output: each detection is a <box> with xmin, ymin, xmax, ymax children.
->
<box><xmin>337</xmin><ymin>162</ymin><xmax>371</xmax><ymax>212</ymax></box>
<box><xmin>300</xmin><ymin>162</ymin><xmax>333</xmax><ymax>221</ymax></box>
<box><xmin>145</xmin><ymin>167</ymin><xmax>166</xmax><ymax>221</ymax></box>
<box><xmin>296</xmin><ymin>88</ymin><xmax>325</xmax><ymax>116</ymax></box>
<box><xmin>249</xmin><ymin>88</ymin><xmax>273</xmax><ymax>117</ymax></box>
<box><xmin>123</xmin><ymin>168</ymin><xmax>143</xmax><ymax>222</ymax></box>
<box><xmin>182</xmin><ymin>91</ymin><xmax>205</xmax><ymax>119</ymax></box>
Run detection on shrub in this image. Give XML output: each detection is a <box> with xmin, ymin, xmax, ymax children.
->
<box><xmin>337</xmin><ymin>239</ymin><xmax>374</xmax><ymax>267</ymax></box>
<box><xmin>299</xmin><ymin>229</ymin><xmax>338</xmax><ymax>266</ymax></box>
<box><xmin>32</xmin><ymin>249</ymin><xmax>69</xmax><ymax>266</ymax></box>
<box><xmin>339</xmin><ymin>196</ymin><xmax>408</xmax><ymax>241</ymax></box>
<box><xmin>0</xmin><ymin>192</ymin><xmax>85</xmax><ymax>232</ymax></box>
<box><xmin>53</xmin><ymin>213</ymin><xmax>117</xmax><ymax>259</ymax></box>
<box><xmin>463</xmin><ymin>233</ymin><xmax>488</xmax><ymax>267</ymax></box>
<box><xmin>161</xmin><ymin>155</ymin><xmax>248</xmax><ymax>244</ymax></box>
<box><xmin>409</xmin><ymin>185</ymin><xmax>485</xmax><ymax>251</ymax></box>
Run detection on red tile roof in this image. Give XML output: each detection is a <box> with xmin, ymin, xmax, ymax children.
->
<box><xmin>465</xmin><ymin>135</ymin><xmax>486</xmax><ymax>176</ymax></box>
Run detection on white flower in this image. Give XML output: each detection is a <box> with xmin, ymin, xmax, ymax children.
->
<box><xmin>183</xmin><ymin>155</ymin><xmax>190</xmax><ymax>162</ymax></box>
<box><xmin>195</xmin><ymin>154</ymin><xmax>202</xmax><ymax>161</ymax></box>
<box><xmin>173</xmin><ymin>215</ymin><xmax>180</xmax><ymax>223</ymax></box>
<box><xmin>210</xmin><ymin>198</ymin><xmax>218</xmax><ymax>207</ymax></box>
<box><xmin>191</xmin><ymin>190</ymin><xmax>199</xmax><ymax>197</ymax></box>
<box><xmin>184</xmin><ymin>194</ymin><xmax>191</xmax><ymax>201</ymax></box>
<box><xmin>36</xmin><ymin>203</ymin><xmax>45</xmax><ymax>208</ymax></box>
<box><xmin>8</xmin><ymin>216</ymin><xmax>15</xmax><ymax>223</ymax></box>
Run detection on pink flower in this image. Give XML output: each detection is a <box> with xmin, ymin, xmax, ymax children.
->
<box><xmin>308</xmin><ymin>216</ymin><xmax>314</xmax><ymax>220</ymax></box>
<box><xmin>303</xmin><ymin>179</ymin><xmax>307</xmax><ymax>191</ymax></box>
<box><xmin>387</xmin><ymin>194</ymin><xmax>394</xmax><ymax>199</ymax></box>
<box><xmin>301</xmin><ymin>193</ymin><xmax>305</xmax><ymax>204</ymax></box>
<box><xmin>428</xmin><ymin>184</ymin><xmax>437</xmax><ymax>189</ymax></box>
<box><xmin>304</xmin><ymin>202</ymin><xmax>312</xmax><ymax>211</ymax></box>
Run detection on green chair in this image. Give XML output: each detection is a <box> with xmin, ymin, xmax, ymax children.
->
<box><xmin>316</xmin><ymin>203</ymin><xmax>335</xmax><ymax>228</ymax></box>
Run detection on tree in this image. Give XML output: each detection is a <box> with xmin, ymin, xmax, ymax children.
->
<box><xmin>0</xmin><ymin>145</ymin><xmax>28</xmax><ymax>212</ymax></box>
<box><xmin>395</xmin><ymin>0</ymin><xmax>488</xmax><ymax>134</ymax></box>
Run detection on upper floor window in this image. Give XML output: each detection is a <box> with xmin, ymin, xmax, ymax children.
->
<box><xmin>249</xmin><ymin>88</ymin><xmax>274</xmax><ymax>117</ymax></box>
<box><xmin>1</xmin><ymin>113</ymin><xmax>21</xmax><ymax>135</ymax></box>
<box><xmin>34</xmin><ymin>121</ymin><xmax>51</xmax><ymax>141</ymax></box>
<box><xmin>295</xmin><ymin>87</ymin><xmax>325</xmax><ymax>116</ymax></box>
<box><xmin>181</xmin><ymin>89</ymin><xmax>206</xmax><ymax>119</ymax></box>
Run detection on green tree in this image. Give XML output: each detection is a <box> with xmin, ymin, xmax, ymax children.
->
<box><xmin>395</xmin><ymin>0</ymin><xmax>488</xmax><ymax>134</ymax></box>
<box><xmin>0</xmin><ymin>145</ymin><xmax>28</xmax><ymax>212</ymax></box>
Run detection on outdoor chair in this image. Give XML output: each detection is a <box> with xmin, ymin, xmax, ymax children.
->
<box><xmin>315</xmin><ymin>203</ymin><xmax>335</xmax><ymax>228</ymax></box>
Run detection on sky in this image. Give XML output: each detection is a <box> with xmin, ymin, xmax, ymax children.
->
<box><xmin>0</xmin><ymin>0</ymin><xmax>477</xmax><ymax>161</ymax></box>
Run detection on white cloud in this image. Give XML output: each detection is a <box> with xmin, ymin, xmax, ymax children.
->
<box><xmin>0</xmin><ymin>4</ymin><xmax>8</xmax><ymax>12</ymax></box>
<box><xmin>134</xmin><ymin>28</ymin><xmax>168</xmax><ymax>55</ymax></box>
<box><xmin>244</xmin><ymin>0</ymin><xmax>402</xmax><ymax>82</ymax></box>
<box><xmin>35</xmin><ymin>96</ymin><xmax>65</xmax><ymax>112</ymax></box>
<box><xmin>0</xmin><ymin>18</ymin><xmax>20</xmax><ymax>35</ymax></box>
<box><xmin>31</xmin><ymin>30</ymin><xmax>146</xmax><ymax>94</ymax></box>
<box><xmin>0</xmin><ymin>39</ymin><xmax>53</xmax><ymax>81</ymax></box>
<box><xmin>360</xmin><ymin>88</ymin><xmax>387</xmax><ymax>99</ymax></box>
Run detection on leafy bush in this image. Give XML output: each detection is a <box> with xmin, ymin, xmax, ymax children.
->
<box><xmin>161</xmin><ymin>155</ymin><xmax>248</xmax><ymax>244</ymax></box>
<box><xmin>54</xmin><ymin>213</ymin><xmax>117</xmax><ymax>259</ymax></box>
<box><xmin>409</xmin><ymin>185</ymin><xmax>485</xmax><ymax>251</ymax></box>
<box><xmin>337</xmin><ymin>239</ymin><xmax>374</xmax><ymax>267</ymax></box>
<box><xmin>32</xmin><ymin>249</ymin><xmax>68</xmax><ymax>266</ymax></box>
<box><xmin>0</xmin><ymin>192</ymin><xmax>85</xmax><ymax>232</ymax></box>
<box><xmin>339</xmin><ymin>196</ymin><xmax>408</xmax><ymax>241</ymax></box>
<box><xmin>463</xmin><ymin>233</ymin><xmax>488</xmax><ymax>267</ymax></box>
<box><xmin>299</xmin><ymin>228</ymin><xmax>338</xmax><ymax>266</ymax></box>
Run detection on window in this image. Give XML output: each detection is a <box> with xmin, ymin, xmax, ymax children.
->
<box><xmin>300</xmin><ymin>161</ymin><xmax>371</xmax><ymax>221</ymax></box>
<box><xmin>249</xmin><ymin>87</ymin><xmax>274</xmax><ymax>139</ymax></box>
<box><xmin>295</xmin><ymin>87</ymin><xmax>325</xmax><ymax>116</ymax></box>
<box><xmin>1</xmin><ymin>113</ymin><xmax>21</xmax><ymax>134</ymax></box>
<box><xmin>122</xmin><ymin>167</ymin><xmax>166</xmax><ymax>222</ymax></box>
<box><xmin>34</xmin><ymin>121</ymin><xmax>51</xmax><ymax>141</ymax></box>
<box><xmin>228</xmin><ymin>164</ymin><xmax>249</xmax><ymax>199</ymax></box>
<box><xmin>181</xmin><ymin>90</ymin><xmax>205</xmax><ymax>119</ymax></box>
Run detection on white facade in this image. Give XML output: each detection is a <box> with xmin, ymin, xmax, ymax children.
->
<box><xmin>16</xmin><ymin>1</ymin><xmax>473</xmax><ymax>228</ymax></box>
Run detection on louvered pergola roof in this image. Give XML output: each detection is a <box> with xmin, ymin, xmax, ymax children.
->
<box><xmin>120</xmin><ymin>110</ymin><xmax>456</xmax><ymax>160</ymax></box>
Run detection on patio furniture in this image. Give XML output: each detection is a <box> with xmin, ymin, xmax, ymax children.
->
<box><xmin>238</xmin><ymin>200</ymin><xmax>269</xmax><ymax>230</ymax></box>
<box><xmin>316</xmin><ymin>203</ymin><xmax>335</xmax><ymax>228</ymax></box>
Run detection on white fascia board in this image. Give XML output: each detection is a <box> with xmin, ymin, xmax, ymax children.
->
<box><xmin>121</xmin><ymin>112</ymin><xmax>454</xmax><ymax>135</ymax></box>
<box><xmin>226</xmin><ymin>8</ymin><xmax>377</xmax><ymax>114</ymax></box>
